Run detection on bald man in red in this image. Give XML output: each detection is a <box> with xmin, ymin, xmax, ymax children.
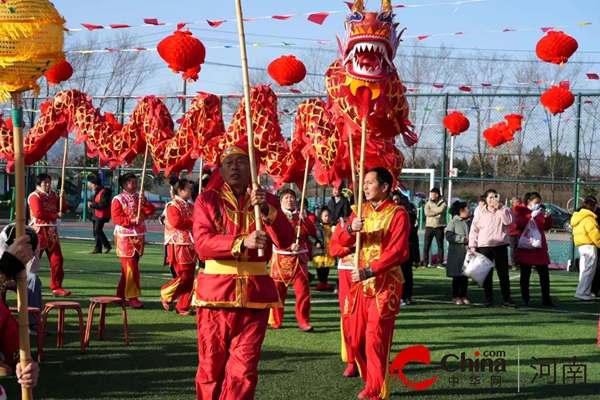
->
<box><xmin>330</xmin><ymin>167</ymin><xmax>409</xmax><ymax>400</ymax></box>
<box><xmin>192</xmin><ymin>144</ymin><xmax>295</xmax><ymax>400</ymax></box>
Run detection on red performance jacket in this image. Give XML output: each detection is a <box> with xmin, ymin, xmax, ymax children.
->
<box><xmin>193</xmin><ymin>183</ymin><xmax>295</xmax><ymax>309</ymax></box>
<box><xmin>330</xmin><ymin>198</ymin><xmax>409</xmax><ymax>319</ymax></box>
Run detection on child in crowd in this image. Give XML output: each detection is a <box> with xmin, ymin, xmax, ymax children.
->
<box><xmin>446</xmin><ymin>201</ymin><xmax>472</xmax><ymax>305</ymax></box>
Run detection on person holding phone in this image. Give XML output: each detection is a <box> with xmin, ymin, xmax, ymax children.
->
<box><xmin>468</xmin><ymin>189</ymin><xmax>517</xmax><ymax>308</ymax></box>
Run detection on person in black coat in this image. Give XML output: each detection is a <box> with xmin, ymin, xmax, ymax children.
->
<box><xmin>87</xmin><ymin>177</ymin><xmax>112</xmax><ymax>254</ymax></box>
<box><xmin>327</xmin><ymin>187</ymin><xmax>351</xmax><ymax>225</ymax></box>
<box><xmin>392</xmin><ymin>191</ymin><xmax>418</xmax><ymax>305</ymax></box>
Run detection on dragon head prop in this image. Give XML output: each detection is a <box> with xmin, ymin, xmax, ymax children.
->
<box><xmin>336</xmin><ymin>0</ymin><xmax>404</xmax><ymax>99</ymax></box>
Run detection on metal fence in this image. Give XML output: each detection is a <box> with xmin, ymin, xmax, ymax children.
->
<box><xmin>3</xmin><ymin>91</ymin><xmax>600</xmax><ymax>266</ymax></box>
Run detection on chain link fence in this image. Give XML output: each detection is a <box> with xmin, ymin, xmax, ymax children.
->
<box><xmin>2</xmin><ymin>92</ymin><xmax>599</xmax><ymax>266</ymax></box>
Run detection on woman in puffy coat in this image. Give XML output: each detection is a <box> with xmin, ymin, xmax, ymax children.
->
<box><xmin>570</xmin><ymin>196</ymin><xmax>600</xmax><ymax>301</ymax></box>
<box><xmin>514</xmin><ymin>192</ymin><xmax>555</xmax><ymax>307</ymax></box>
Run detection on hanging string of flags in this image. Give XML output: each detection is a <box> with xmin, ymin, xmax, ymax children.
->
<box><xmin>65</xmin><ymin>0</ymin><xmax>486</xmax><ymax>31</ymax></box>
<box><xmin>64</xmin><ymin>22</ymin><xmax>594</xmax><ymax>56</ymax></box>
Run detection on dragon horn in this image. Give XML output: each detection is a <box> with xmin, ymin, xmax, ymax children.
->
<box><xmin>382</xmin><ymin>0</ymin><xmax>392</xmax><ymax>12</ymax></box>
<box><xmin>352</xmin><ymin>0</ymin><xmax>364</xmax><ymax>12</ymax></box>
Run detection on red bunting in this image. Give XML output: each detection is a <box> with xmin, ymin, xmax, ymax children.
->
<box><xmin>458</xmin><ymin>86</ymin><xmax>471</xmax><ymax>92</ymax></box>
<box><xmin>587</xmin><ymin>73</ymin><xmax>599</xmax><ymax>80</ymax></box>
<box><xmin>134</xmin><ymin>47</ymin><xmax>147</xmax><ymax>51</ymax></box>
<box><xmin>540</xmin><ymin>27</ymin><xmax>554</xmax><ymax>32</ymax></box>
<box><xmin>559</xmin><ymin>81</ymin><xmax>570</xmax><ymax>90</ymax></box>
<box><xmin>503</xmin><ymin>28</ymin><xmax>516</xmax><ymax>32</ymax></box>
<box><xmin>393</xmin><ymin>5</ymin><xmax>405</xmax><ymax>8</ymax></box>
<box><xmin>207</xmin><ymin>20</ymin><xmax>226</xmax><ymax>28</ymax></box>
<box><xmin>290</xmin><ymin>89</ymin><xmax>301</xmax><ymax>93</ymax></box>
<box><xmin>407</xmin><ymin>88</ymin><xmax>418</xmax><ymax>92</ymax></box>
<box><xmin>417</xmin><ymin>35</ymin><xmax>430</xmax><ymax>40</ymax></box>
<box><xmin>481</xmin><ymin>83</ymin><xmax>492</xmax><ymax>87</ymax></box>
<box><xmin>455</xmin><ymin>32</ymin><xmax>464</xmax><ymax>35</ymax></box>
<box><xmin>109</xmin><ymin>24</ymin><xmax>130</xmax><ymax>29</ymax></box>
<box><xmin>105</xmin><ymin>48</ymin><xmax>119</xmax><ymax>52</ymax></box>
<box><xmin>307</xmin><ymin>12</ymin><xmax>329</xmax><ymax>25</ymax></box>
<box><xmin>143</xmin><ymin>18</ymin><xmax>164</xmax><ymax>25</ymax></box>
<box><xmin>81</xmin><ymin>23</ymin><xmax>103</xmax><ymax>30</ymax></box>
<box><xmin>433</xmin><ymin>84</ymin><xmax>444</xmax><ymax>88</ymax></box>
<box><xmin>584</xmin><ymin>100</ymin><xmax>594</xmax><ymax>104</ymax></box>
<box><xmin>243</xmin><ymin>18</ymin><xmax>257</xmax><ymax>22</ymax></box>
<box><xmin>272</xmin><ymin>15</ymin><xmax>293</xmax><ymax>20</ymax></box>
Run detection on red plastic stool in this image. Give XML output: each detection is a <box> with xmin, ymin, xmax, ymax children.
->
<box><xmin>9</xmin><ymin>306</ymin><xmax>43</xmax><ymax>362</ymax></box>
<box><xmin>42</xmin><ymin>301</ymin><xmax>85</xmax><ymax>353</ymax></box>
<box><xmin>85</xmin><ymin>296</ymin><xmax>129</xmax><ymax>346</ymax></box>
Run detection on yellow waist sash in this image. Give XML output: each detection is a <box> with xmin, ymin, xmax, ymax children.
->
<box><xmin>203</xmin><ymin>260</ymin><xmax>267</xmax><ymax>276</ymax></box>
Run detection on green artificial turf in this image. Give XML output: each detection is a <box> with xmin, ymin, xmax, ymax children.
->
<box><xmin>1</xmin><ymin>240</ymin><xmax>599</xmax><ymax>399</ymax></box>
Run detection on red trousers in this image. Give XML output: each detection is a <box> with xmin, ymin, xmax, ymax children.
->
<box><xmin>271</xmin><ymin>270</ymin><xmax>310</xmax><ymax>327</ymax></box>
<box><xmin>117</xmin><ymin>254</ymin><xmax>141</xmax><ymax>299</ymax></box>
<box><xmin>0</xmin><ymin>302</ymin><xmax>19</xmax><ymax>370</ymax></box>
<box><xmin>160</xmin><ymin>262</ymin><xmax>195</xmax><ymax>312</ymax></box>
<box><xmin>41</xmin><ymin>244</ymin><xmax>64</xmax><ymax>291</ymax></box>
<box><xmin>196</xmin><ymin>307</ymin><xmax>269</xmax><ymax>400</ymax></box>
<box><xmin>347</xmin><ymin>294</ymin><xmax>398</xmax><ymax>400</ymax></box>
<box><xmin>338</xmin><ymin>269</ymin><xmax>354</xmax><ymax>363</ymax></box>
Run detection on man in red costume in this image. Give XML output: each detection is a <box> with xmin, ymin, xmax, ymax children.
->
<box><xmin>111</xmin><ymin>173</ymin><xmax>156</xmax><ymax>309</ymax></box>
<box><xmin>160</xmin><ymin>177</ymin><xmax>196</xmax><ymax>315</ymax></box>
<box><xmin>27</xmin><ymin>173</ymin><xmax>70</xmax><ymax>296</ymax></box>
<box><xmin>330</xmin><ymin>167</ymin><xmax>409</xmax><ymax>400</ymax></box>
<box><xmin>269</xmin><ymin>189</ymin><xmax>316</xmax><ymax>331</ymax></box>
<box><xmin>329</xmin><ymin>224</ymin><xmax>360</xmax><ymax>378</ymax></box>
<box><xmin>193</xmin><ymin>143</ymin><xmax>295</xmax><ymax>400</ymax></box>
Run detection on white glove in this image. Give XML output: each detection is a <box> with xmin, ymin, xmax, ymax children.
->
<box><xmin>531</xmin><ymin>209</ymin><xmax>542</xmax><ymax>218</ymax></box>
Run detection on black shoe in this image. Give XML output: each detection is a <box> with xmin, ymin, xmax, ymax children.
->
<box><xmin>503</xmin><ymin>299</ymin><xmax>517</xmax><ymax>309</ymax></box>
<box><xmin>522</xmin><ymin>300</ymin><xmax>530</xmax><ymax>307</ymax></box>
<box><xmin>543</xmin><ymin>299</ymin><xmax>556</xmax><ymax>307</ymax></box>
<box><xmin>484</xmin><ymin>299</ymin><xmax>493</xmax><ymax>308</ymax></box>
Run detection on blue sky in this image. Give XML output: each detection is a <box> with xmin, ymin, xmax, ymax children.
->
<box><xmin>51</xmin><ymin>0</ymin><xmax>600</xmax><ymax>95</ymax></box>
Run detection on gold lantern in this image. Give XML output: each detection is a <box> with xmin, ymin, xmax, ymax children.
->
<box><xmin>0</xmin><ymin>0</ymin><xmax>66</xmax><ymax>101</ymax></box>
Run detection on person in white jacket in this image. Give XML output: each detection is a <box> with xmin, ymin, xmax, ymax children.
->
<box><xmin>0</xmin><ymin>224</ymin><xmax>43</xmax><ymax>335</ymax></box>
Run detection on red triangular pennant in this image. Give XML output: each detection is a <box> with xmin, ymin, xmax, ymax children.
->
<box><xmin>458</xmin><ymin>86</ymin><xmax>472</xmax><ymax>92</ymax></box>
<box><xmin>143</xmin><ymin>18</ymin><xmax>164</xmax><ymax>25</ymax></box>
<box><xmin>272</xmin><ymin>15</ymin><xmax>293</xmax><ymax>20</ymax></box>
<box><xmin>81</xmin><ymin>23</ymin><xmax>104</xmax><ymax>31</ymax></box>
<box><xmin>432</xmin><ymin>84</ymin><xmax>444</xmax><ymax>88</ymax></box>
<box><xmin>109</xmin><ymin>24</ymin><xmax>130</xmax><ymax>29</ymax></box>
<box><xmin>417</xmin><ymin>35</ymin><xmax>430</xmax><ymax>40</ymax></box>
<box><xmin>559</xmin><ymin>81</ymin><xmax>570</xmax><ymax>90</ymax></box>
<box><xmin>207</xmin><ymin>20</ymin><xmax>226</xmax><ymax>28</ymax></box>
<box><xmin>307</xmin><ymin>12</ymin><xmax>329</xmax><ymax>25</ymax></box>
<box><xmin>586</xmin><ymin>73</ymin><xmax>599</xmax><ymax>80</ymax></box>
<box><xmin>540</xmin><ymin>27</ymin><xmax>554</xmax><ymax>32</ymax></box>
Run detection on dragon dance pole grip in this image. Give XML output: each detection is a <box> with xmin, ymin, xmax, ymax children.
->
<box><xmin>59</xmin><ymin>137</ymin><xmax>68</xmax><ymax>214</ymax></box>
<box><xmin>137</xmin><ymin>146</ymin><xmax>149</xmax><ymax>220</ymax></box>
<box><xmin>234</xmin><ymin>0</ymin><xmax>264</xmax><ymax>256</ymax></box>
<box><xmin>12</xmin><ymin>92</ymin><xmax>34</xmax><ymax>400</ymax></box>
<box><xmin>354</xmin><ymin>114</ymin><xmax>368</xmax><ymax>271</ymax></box>
<box><xmin>348</xmin><ymin>135</ymin><xmax>358</xmax><ymax>205</ymax></box>
<box><xmin>295</xmin><ymin>157</ymin><xmax>311</xmax><ymax>245</ymax></box>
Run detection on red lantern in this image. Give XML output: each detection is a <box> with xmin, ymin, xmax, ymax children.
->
<box><xmin>535</xmin><ymin>31</ymin><xmax>578</xmax><ymax>65</ymax></box>
<box><xmin>44</xmin><ymin>59</ymin><xmax>73</xmax><ymax>86</ymax></box>
<box><xmin>268</xmin><ymin>55</ymin><xmax>306</xmax><ymax>86</ymax></box>
<box><xmin>504</xmin><ymin>114</ymin><xmax>523</xmax><ymax>132</ymax></box>
<box><xmin>483</xmin><ymin>122</ymin><xmax>514</xmax><ymax>148</ymax></box>
<box><xmin>157</xmin><ymin>25</ymin><xmax>206</xmax><ymax>82</ymax></box>
<box><xmin>540</xmin><ymin>86</ymin><xmax>575</xmax><ymax>115</ymax></box>
<box><xmin>443</xmin><ymin>112</ymin><xmax>470</xmax><ymax>136</ymax></box>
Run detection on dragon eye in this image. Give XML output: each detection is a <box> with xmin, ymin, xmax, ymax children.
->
<box><xmin>349</xmin><ymin>12</ymin><xmax>364</xmax><ymax>22</ymax></box>
<box><xmin>377</xmin><ymin>11</ymin><xmax>393</xmax><ymax>22</ymax></box>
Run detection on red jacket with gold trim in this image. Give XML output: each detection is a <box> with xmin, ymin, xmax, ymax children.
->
<box><xmin>331</xmin><ymin>198</ymin><xmax>409</xmax><ymax>319</ymax></box>
<box><xmin>193</xmin><ymin>184</ymin><xmax>295</xmax><ymax>309</ymax></box>
<box><xmin>27</xmin><ymin>188</ymin><xmax>67</xmax><ymax>251</ymax></box>
<box><xmin>270</xmin><ymin>208</ymin><xmax>317</xmax><ymax>285</ymax></box>
<box><xmin>164</xmin><ymin>196</ymin><xmax>196</xmax><ymax>265</ymax></box>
